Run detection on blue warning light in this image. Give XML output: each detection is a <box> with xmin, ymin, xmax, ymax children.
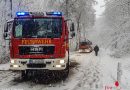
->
<box><xmin>16</xmin><ymin>12</ymin><xmax>30</xmax><ymax>16</ymax></box>
<box><xmin>46</xmin><ymin>12</ymin><xmax>62</xmax><ymax>16</ymax></box>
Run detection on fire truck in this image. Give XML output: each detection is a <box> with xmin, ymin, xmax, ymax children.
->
<box><xmin>3</xmin><ymin>12</ymin><xmax>75</xmax><ymax>79</ymax></box>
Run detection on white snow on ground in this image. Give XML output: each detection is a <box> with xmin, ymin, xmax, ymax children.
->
<box><xmin>0</xmin><ymin>49</ymin><xmax>130</xmax><ymax>90</ymax></box>
<box><xmin>0</xmin><ymin>52</ymin><xmax>102</xmax><ymax>90</ymax></box>
<box><xmin>0</xmin><ymin>63</ymin><xmax>9</xmax><ymax>70</ymax></box>
<box><xmin>101</xmin><ymin>49</ymin><xmax>130</xmax><ymax>90</ymax></box>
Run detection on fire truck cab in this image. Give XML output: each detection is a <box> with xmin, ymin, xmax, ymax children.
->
<box><xmin>4</xmin><ymin>12</ymin><xmax>75</xmax><ymax>79</ymax></box>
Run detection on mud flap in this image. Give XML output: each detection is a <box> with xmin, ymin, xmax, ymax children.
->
<box><xmin>21</xmin><ymin>70</ymin><xmax>28</xmax><ymax>80</ymax></box>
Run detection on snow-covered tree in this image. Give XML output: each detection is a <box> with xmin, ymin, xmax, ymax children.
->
<box><xmin>104</xmin><ymin>0</ymin><xmax>130</xmax><ymax>57</ymax></box>
<box><xmin>0</xmin><ymin>0</ymin><xmax>35</xmax><ymax>63</ymax></box>
<box><xmin>48</xmin><ymin>0</ymin><xmax>96</xmax><ymax>50</ymax></box>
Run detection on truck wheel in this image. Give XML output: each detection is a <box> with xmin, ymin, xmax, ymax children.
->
<box><xmin>21</xmin><ymin>70</ymin><xmax>28</xmax><ymax>80</ymax></box>
<box><xmin>62</xmin><ymin>64</ymin><xmax>69</xmax><ymax>80</ymax></box>
<box><xmin>64</xmin><ymin>54</ymin><xmax>70</xmax><ymax>79</ymax></box>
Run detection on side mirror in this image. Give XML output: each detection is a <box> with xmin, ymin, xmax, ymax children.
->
<box><xmin>3</xmin><ymin>32</ymin><xmax>10</xmax><ymax>40</ymax></box>
<box><xmin>4</xmin><ymin>33</ymin><xmax>7</xmax><ymax>39</ymax></box>
<box><xmin>70</xmin><ymin>23</ymin><xmax>75</xmax><ymax>32</ymax></box>
<box><xmin>3</xmin><ymin>21</ymin><xmax>13</xmax><ymax>40</ymax></box>
<box><xmin>3</xmin><ymin>23</ymin><xmax>8</xmax><ymax>40</ymax></box>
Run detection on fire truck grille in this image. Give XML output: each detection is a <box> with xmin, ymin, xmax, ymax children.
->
<box><xmin>19</xmin><ymin>46</ymin><xmax>55</xmax><ymax>55</ymax></box>
<box><xmin>27</xmin><ymin>63</ymin><xmax>46</xmax><ymax>68</ymax></box>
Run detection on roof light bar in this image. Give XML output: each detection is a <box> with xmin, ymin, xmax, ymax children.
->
<box><xmin>16</xmin><ymin>11</ymin><xmax>62</xmax><ymax>17</ymax></box>
<box><xmin>16</xmin><ymin>12</ymin><xmax>30</xmax><ymax>16</ymax></box>
<box><xmin>46</xmin><ymin>12</ymin><xmax>62</xmax><ymax>16</ymax></box>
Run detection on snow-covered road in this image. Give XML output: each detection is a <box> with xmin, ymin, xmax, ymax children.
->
<box><xmin>0</xmin><ymin>49</ymin><xmax>130</xmax><ymax>90</ymax></box>
<box><xmin>0</xmin><ymin>51</ymin><xmax>102</xmax><ymax>90</ymax></box>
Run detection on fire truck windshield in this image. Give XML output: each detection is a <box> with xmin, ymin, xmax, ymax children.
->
<box><xmin>14</xmin><ymin>18</ymin><xmax>62</xmax><ymax>38</ymax></box>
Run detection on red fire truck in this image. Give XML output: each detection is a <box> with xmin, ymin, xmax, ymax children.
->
<box><xmin>4</xmin><ymin>12</ymin><xmax>75</xmax><ymax>79</ymax></box>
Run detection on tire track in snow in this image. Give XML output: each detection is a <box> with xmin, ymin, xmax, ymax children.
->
<box><xmin>70</xmin><ymin>52</ymin><xmax>103</xmax><ymax>90</ymax></box>
<box><xmin>0</xmin><ymin>71</ymin><xmax>21</xmax><ymax>90</ymax></box>
<box><xmin>0</xmin><ymin>71</ymin><xmax>17</xmax><ymax>85</ymax></box>
<box><xmin>0</xmin><ymin>71</ymin><xmax>38</xmax><ymax>90</ymax></box>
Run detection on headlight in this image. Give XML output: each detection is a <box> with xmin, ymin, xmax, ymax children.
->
<box><xmin>56</xmin><ymin>65</ymin><xmax>61</xmax><ymax>68</ymax></box>
<box><xmin>60</xmin><ymin>60</ymin><xmax>65</xmax><ymax>64</ymax></box>
<box><xmin>86</xmin><ymin>50</ymin><xmax>90</xmax><ymax>52</ymax></box>
<box><xmin>13</xmin><ymin>65</ymin><xmax>18</xmax><ymax>68</ymax></box>
<box><xmin>79</xmin><ymin>50</ymin><xmax>82</xmax><ymax>52</ymax></box>
<box><xmin>11</xmin><ymin>60</ymin><xmax>15</xmax><ymax>64</ymax></box>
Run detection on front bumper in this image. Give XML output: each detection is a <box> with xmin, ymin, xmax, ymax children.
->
<box><xmin>78</xmin><ymin>49</ymin><xmax>92</xmax><ymax>53</ymax></box>
<box><xmin>10</xmin><ymin>58</ymin><xmax>67</xmax><ymax>71</ymax></box>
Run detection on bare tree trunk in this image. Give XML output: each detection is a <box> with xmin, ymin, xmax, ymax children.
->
<box><xmin>66</xmin><ymin>0</ymin><xmax>69</xmax><ymax>18</ymax></box>
<box><xmin>75</xmin><ymin>12</ymin><xmax>82</xmax><ymax>50</ymax></box>
<box><xmin>9</xmin><ymin>0</ymin><xmax>12</xmax><ymax>18</ymax></box>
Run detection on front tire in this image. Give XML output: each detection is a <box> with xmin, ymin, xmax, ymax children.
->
<box><xmin>62</xmin><ymin>63</ymin><xmax>69</xmax><ymax>80</ymax></box>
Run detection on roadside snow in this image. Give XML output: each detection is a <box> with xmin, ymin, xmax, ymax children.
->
<box><xmin>86</xmin><ymin>15</ymin><xmax>130</xmax><ymax>90</ymax></box>
<box><xmin>0</xmin><ymin>62</ymin><xmax>9</xmax><ymax>70</ymax></box>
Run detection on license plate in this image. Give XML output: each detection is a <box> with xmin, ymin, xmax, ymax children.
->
<box><xmin>30</xmin><ymin>47</ymin><xmax>44</xmax><ymax>52</ymax></box>
<box><xmin>29</xmin><ymin>59</ymin><xmax>44</xmax><ymax>64</ymax></box>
